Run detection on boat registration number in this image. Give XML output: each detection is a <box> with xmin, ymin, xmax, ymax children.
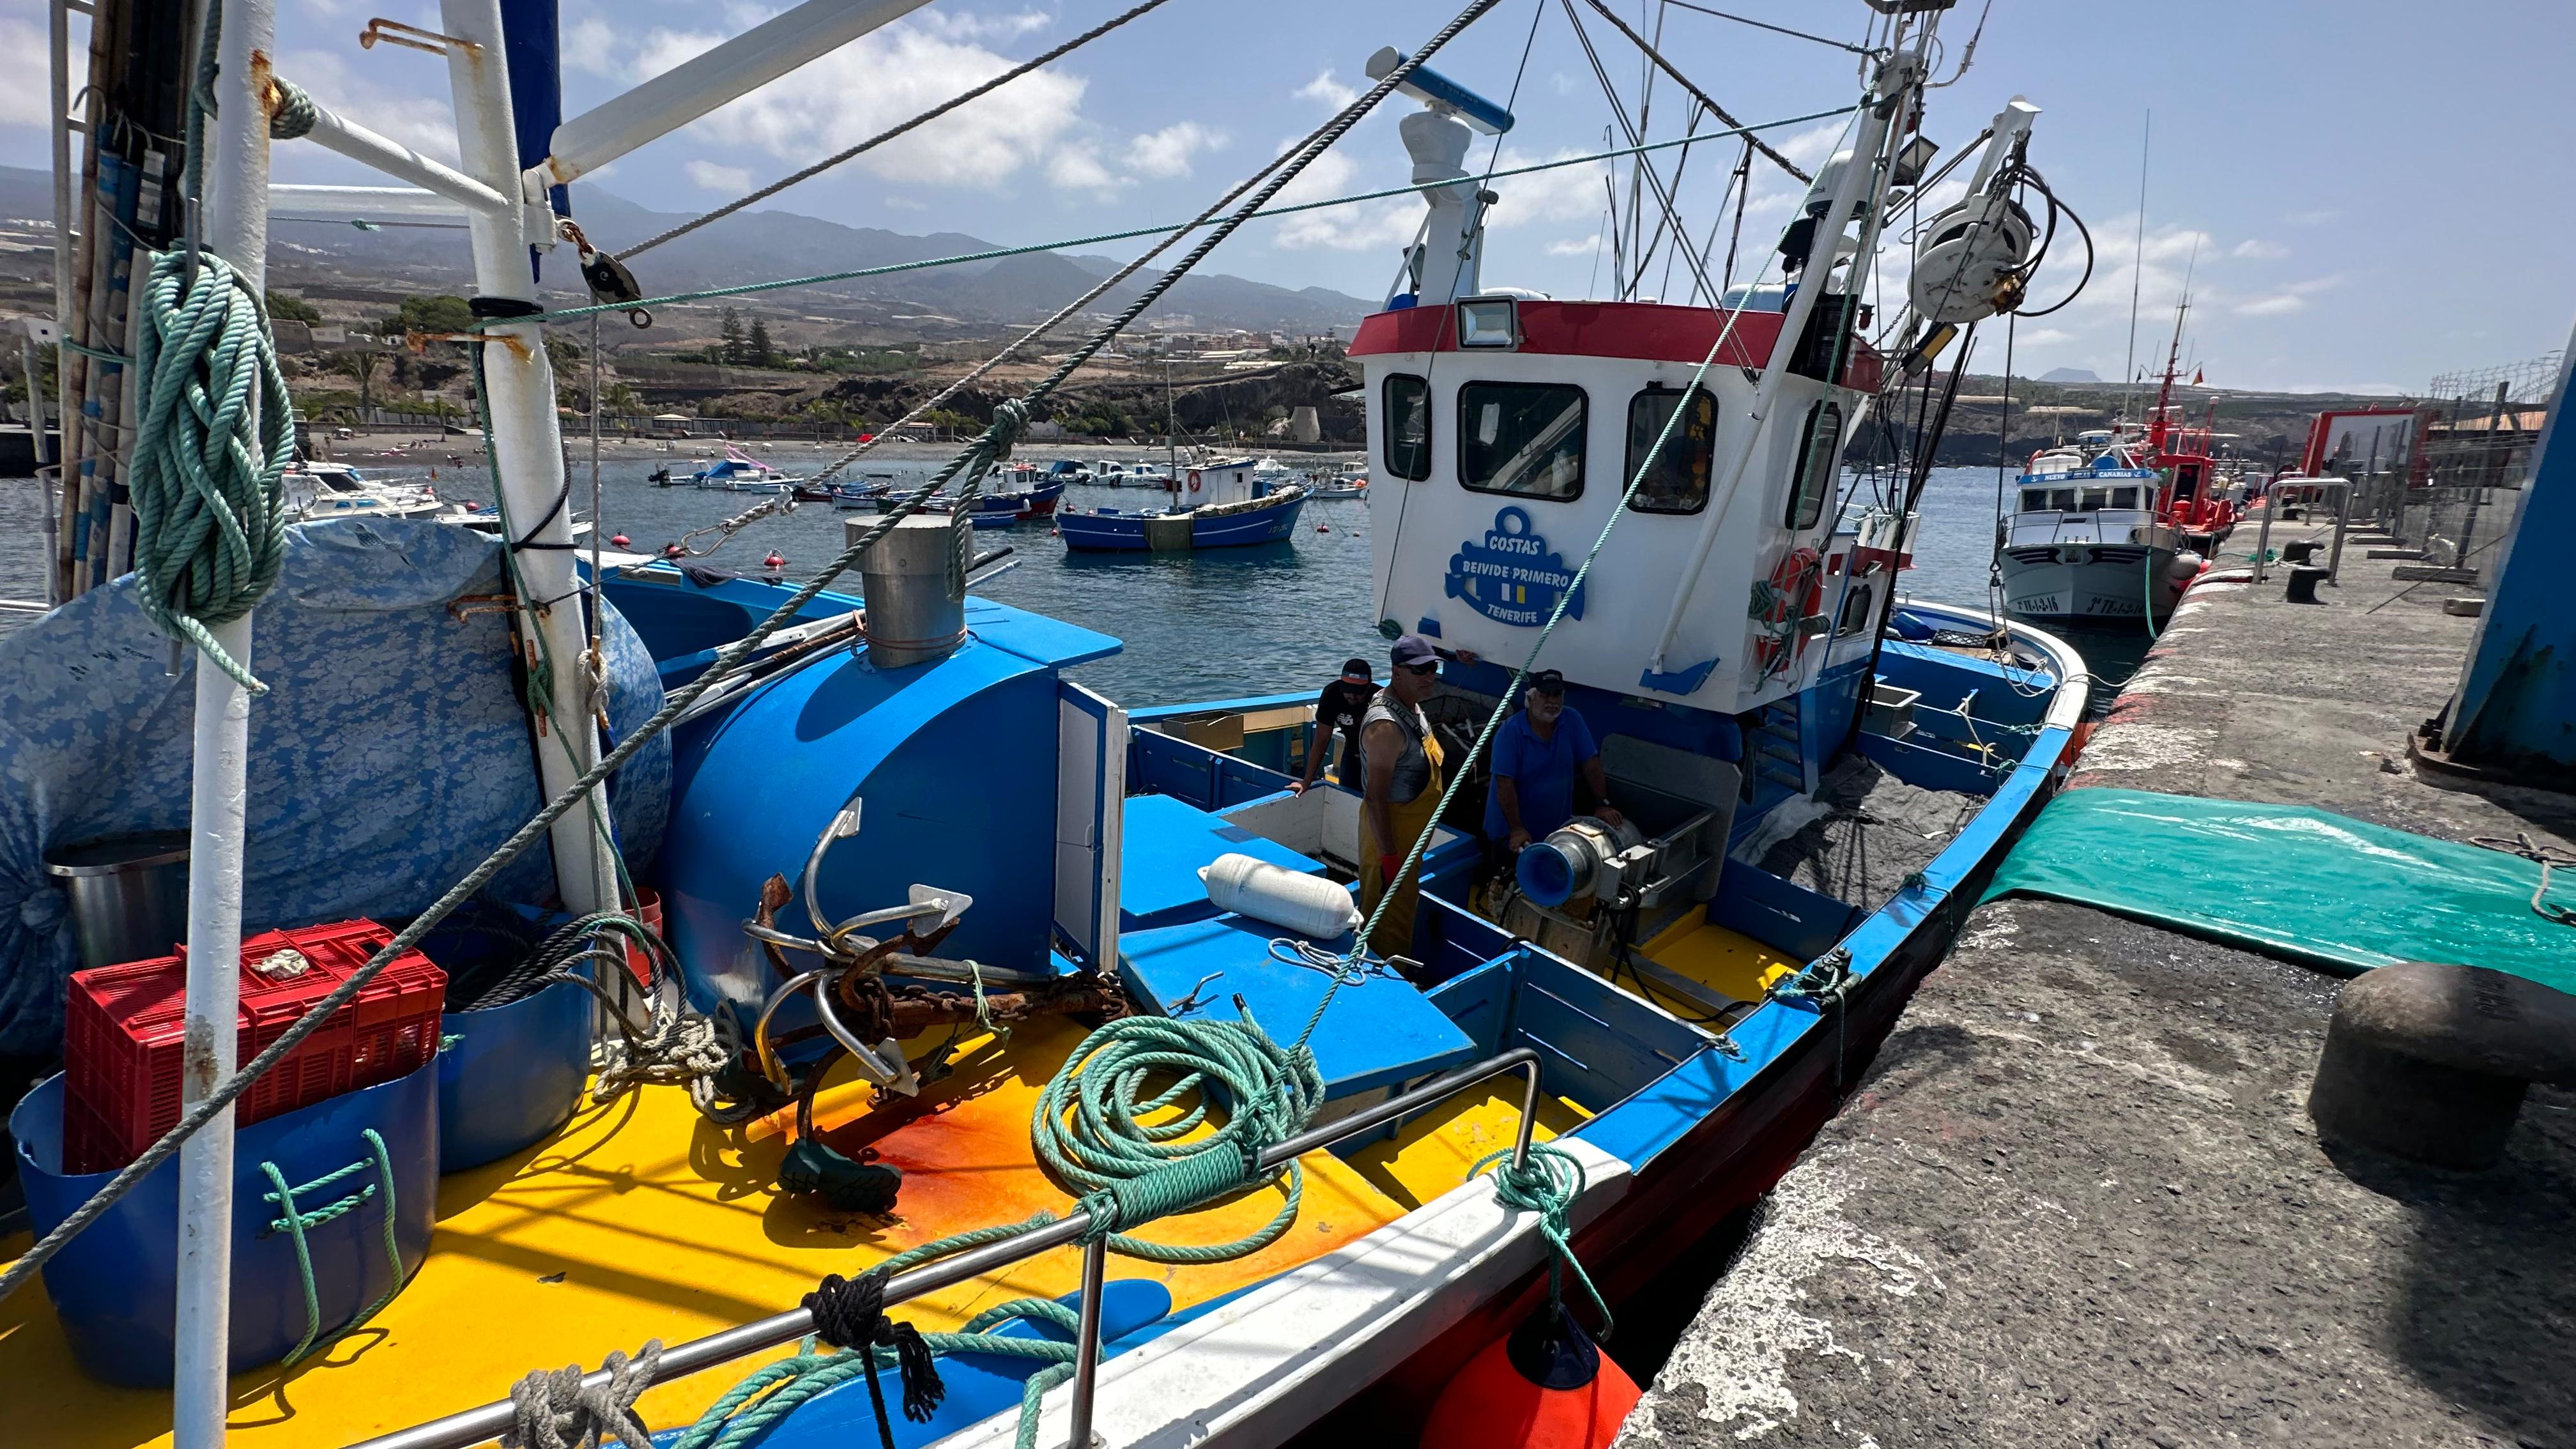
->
<box><xmin>2084</xmin><ymin>597</ymin><xmax>2143</xmax><ymax>616</ymax></box>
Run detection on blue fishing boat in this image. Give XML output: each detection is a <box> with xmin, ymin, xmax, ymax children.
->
<box><xmin>1057</xmin><ymin>459</ymin><xmax>1308</xmax><ymax>551</ymax></box>
<box><xmin>0</xmin><ymin>7</ymin><xmax>2096</xmax><ymax>1449</ymax></box>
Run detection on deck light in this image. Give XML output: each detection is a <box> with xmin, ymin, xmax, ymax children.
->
<box><xmin>1457</xmin><ymin>296</ymin><xmax>1518</xmax><ymax>349</ymax></box>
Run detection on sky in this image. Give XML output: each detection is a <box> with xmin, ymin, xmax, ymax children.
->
<box><xmin>4</xmin><ymin>0</ymin><xmax>2569</xmax><ymax>393</ymax></box>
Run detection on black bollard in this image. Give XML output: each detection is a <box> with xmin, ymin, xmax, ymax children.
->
<box><xmin>2284</xmin><ymin>565</ymin><xmax>2329</xmax><ymax>603</ymax></box>
<box><xmin>2308</xmin><ymin>962</ymin><xmax>2576</xmax><ymax>1170</ymax></box>
<box><xmin>2280</xmin><ymin>539</ymin><xmax>2321</xmax><ymax>564</ymax></box>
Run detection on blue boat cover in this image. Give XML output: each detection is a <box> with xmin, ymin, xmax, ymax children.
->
<box><xmin>0</xmin><ymin>520</ymin><xmax>669</xmax><ymax>1054</ymax></box>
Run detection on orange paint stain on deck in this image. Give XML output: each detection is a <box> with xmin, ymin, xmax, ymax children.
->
<box><xmin>0</xmin><ymin>1018</ymin><xmax>1434</xmax><ymax>1449</ymax></box>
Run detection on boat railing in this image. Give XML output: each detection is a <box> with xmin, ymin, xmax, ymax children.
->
<box><xmin>345</xmin><ymin>1046</ymin><xmax>1548</xmax><ymax>1449</ymax></box>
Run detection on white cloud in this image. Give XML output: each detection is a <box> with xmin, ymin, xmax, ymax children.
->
<box><xmin>1486</xmin><ymin>148</ymin><xmax>1611</xmax><ymax>229</ymax></box>
<box><xmin>685</xmin><ymin>160</ymin><xmax>753</xmax><ymax>193</ymax></box>
<box><xmin>2284</xmin><ymin>208</ymin><xmax>2340</xmax><ymax>227</ymax></box>
<box><xmin>1545</xmin><ymin>234</ymin><xmax>1601</xmax><ymax>257</ymax></box>
<box><xmin>1125</xmin><ymin>121</ymin><xmax>1227</xmax><ymax>180</ymax></box>
<box><xmin>2234</xmin><ymin>275</ymin><xmax>2338</xmax><ymax>317</ymax></box>
<box><xmin>579</xmin><ymin>16</ymin><xmax>1088</xmax><ymax>193</ymax></box>
<box><xmin>564</xmin><ymin>17</ymin><xmax>620</xmax><ymax>77</ymax></box>
<box><xmin>0</xmin><ymin>24</ymin><xmax>47</xmax><ymax>126</ymax></box>
<box><xmin>915</xmin><ymin>8</ymin><xmax>1054</xmax><ymax>43</ymax></box>
<box><xmin>1047</xmin><ymin>142</ymin><xmax>1125</xmax><ymax>197</ymax></box>
<box><xmin>1549</xmin><ymin>72</ymin><xmax>1583</xmax><ymax>97</ymax></box>
<box><xmin>275</xmin><ymin>49</ymin><xmax>461</xmax><ymax>161</ymax></box>
<box><xmin>1295</xmin><ymin>70</ymin><xmax>1358</xmax><ymax>110</ymax></box>
<box><xmin>2236</xmin><ymin>293</ymin><xmax>2305</xmax><ymax>316</ymax></box>
<box><xmin>1270</xmin><ymin>142</ymin><xmax>1418</xmax><ymax>252</ymax></box>
<box><xmin>2231</xmin><ymin>238</ymin><xmax>2288</xmax><ymax>260</ymax></box>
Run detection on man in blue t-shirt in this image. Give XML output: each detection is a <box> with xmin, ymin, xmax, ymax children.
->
<box><xmin>1483</xmin><ymin>670</ymin><xmax>1623</xmax><ymax>852</ymax></box>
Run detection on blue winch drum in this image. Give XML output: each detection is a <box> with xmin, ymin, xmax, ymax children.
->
<box><xmin>1517</xmin><ymin>841</ymin><xmax>1581</xmax><ymax>908</ymax></box>
<box><xmin>438</xmin><ymin>972</ymin><xmax>592</xmax><ymax>1171</ymax></box>
<box><xmin>10</xmin><ymin>1055</ymin><xmax>440</xmax><ymax>1385</ymax></box>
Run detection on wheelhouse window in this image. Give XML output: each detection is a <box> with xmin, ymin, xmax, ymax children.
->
<box><xmin>2079</xmin><ymin>486</ymin><xmax>2113</xmax><ymax>510</ymax></box>
<box><xmin>1383</xmin><ymin>373</ymin><xmax>1431</xmax><ymax>481</ymax></box>
<box><xmin>2020</xmin><ymin>488</ymin><xmax>2048</xmax><ymax>512</ymax></box>
<box><xmin>1459</xmin><ymin>381</ymin><xmax>1586</xmax><ymax>500</ymax></box>
<box><xmin>1784</xmin><ymin>399</ymin><xmax>1844</xmax><ymax>530</ymax></box>
<box><xmin>1625</xmin><ymin>385</ymin><xmax>1717</xmax><ymax>514</ymax></box>
<box><xmin>2110</xmin><ymin>486</ymin><xmax>2141</xmax><ymax>509</ymax></box>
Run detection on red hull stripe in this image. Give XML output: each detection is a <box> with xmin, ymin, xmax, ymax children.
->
<box><xmin>1348</xmin><ymin>299</ymin><xmax>1885</xmax><ymax>392</ymax></box>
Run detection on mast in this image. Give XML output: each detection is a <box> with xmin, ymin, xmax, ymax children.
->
<box><xmin>175</xmin><ymin>0</ymin><xmax>277</xmax><ymax>1439</ymax></box>
<box><xmin>2122</xmin><ymin>110</ymin><xmax>2149</xmax><ymax>425</ymax></box>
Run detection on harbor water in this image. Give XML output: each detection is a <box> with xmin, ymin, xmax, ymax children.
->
<box><xmin>0</xmin><ymin>458</ymin><xmax>2150</xmax><ymax>702</ymax></box>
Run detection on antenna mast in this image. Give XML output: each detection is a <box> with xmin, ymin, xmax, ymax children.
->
<box><xmin>2122</xmin><ymin>110</ymin><xmax>2149</xmax><ymax>424</ymax></box>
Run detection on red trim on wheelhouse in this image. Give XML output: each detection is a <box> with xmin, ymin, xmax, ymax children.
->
<box><xmin>1348</xmin><ymin>299</ymin><xmax>1885</xmax><ymax>393</ymax></box>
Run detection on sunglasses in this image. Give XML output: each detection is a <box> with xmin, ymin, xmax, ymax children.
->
<box><xmin>1400</xmin><ymin>661</ymin><xmax>1440</xmax><ymax>677</ymax></box>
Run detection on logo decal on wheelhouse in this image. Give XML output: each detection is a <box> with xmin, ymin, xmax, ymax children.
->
<box><xmin>1445</xmin><ymin>507</ymin><xmax>1587</xmax><ymax>627</ymax></box>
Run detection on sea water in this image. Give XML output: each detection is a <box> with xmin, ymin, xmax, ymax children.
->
<box><xmin>0</xmin><ymin>461</ymin><xmax>2149</xmax><ymax>703</ymax></box>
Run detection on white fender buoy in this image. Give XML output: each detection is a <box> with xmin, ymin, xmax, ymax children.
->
<box><xmin>1200</xmin><ymin>853</ymin><xmax>1360</xmax><ymax>939</ymax></box>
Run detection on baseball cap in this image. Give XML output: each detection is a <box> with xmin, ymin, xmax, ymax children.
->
<box><xmin>1340</xmin><ymin>657</ymin><xmax>1372</xmax><ymax>680</ymax></box>
<box><xmin>1390</xmin><ymin>634</ymin><xmax>1439</xmax><ymax>670</ymax></box>
<box><xmin>1528</xmin><ymin>669</ymin><xmax>1567</xmax><ymax>695</ymax></box>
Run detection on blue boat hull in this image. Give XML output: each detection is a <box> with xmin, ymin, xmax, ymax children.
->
<box><xmin>1058</xmin><ymin>493</ymin><xmax>1307</xmax><ymax>552</ymax></box>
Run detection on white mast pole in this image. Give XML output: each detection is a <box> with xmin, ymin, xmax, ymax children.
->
<box><xmin>1643</xmin><ymin>45</ymin><xmax>1919</xmax><ymax>678</ymax></box>
<box><xmin>174</xmin><ymin>0</ymin><xmax>277</xmax><ymax>1438</ymax></box>
<box><xmin>438</xmin><ymin>0</ymin><xmax>613</xmax><ymax>917</ymax></box>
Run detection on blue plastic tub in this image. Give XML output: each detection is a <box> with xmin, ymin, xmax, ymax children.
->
<box><xmin>11</xmin><ymin>1055</ymin><xmax>439</xmax><ymax>1385</ymax></box>
<box><xmin>438</xmin><ymin>974</ymin><xmax>592</xmax><ymax>1170</ymax></box>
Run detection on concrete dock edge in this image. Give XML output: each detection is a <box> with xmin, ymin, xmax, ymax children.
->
<box><xmin>1620</xmin><ymin>522</ymin><xmax>2576</xmax><ymax>1448</ymax></box>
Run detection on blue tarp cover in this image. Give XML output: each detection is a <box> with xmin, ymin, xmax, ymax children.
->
<box><xmin>0</xmin><ymin>520</ymin><xmax>668</xmax><ymax>1053</ymax></box>
<box><xmin>1983</xmin><ymin>787</ymin><xmax>2576</xmax><ymax>993</ymax></box>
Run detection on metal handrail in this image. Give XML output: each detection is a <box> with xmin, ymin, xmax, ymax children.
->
<box><xmin>346</xmin><ymin>1046</ymin><xmax>1546</xmax><ymax>1449</ymax></box>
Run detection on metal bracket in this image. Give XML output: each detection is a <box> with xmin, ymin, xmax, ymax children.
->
<box><xmin>360</xmin><ymin>17</ymin><xmax>478</xmax><ymax>56</ymax></box>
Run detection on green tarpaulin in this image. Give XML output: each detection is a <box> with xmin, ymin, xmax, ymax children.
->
<box><xmin>1982</xmin><ymin>787</ymin><xmax>2576</xmax><ymax>993</ymax></box>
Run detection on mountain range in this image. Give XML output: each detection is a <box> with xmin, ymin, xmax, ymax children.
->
<box><xmin>0</xmin><ymin>165</ymin><xmax>1379</xmax><ymax>334</ymax></box>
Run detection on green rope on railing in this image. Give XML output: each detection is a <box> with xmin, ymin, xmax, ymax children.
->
<box><xmin>1475</xmin><ymin>1143</ymin><xmax>1613</xmax><ymax>1338</ymax></box>
<box><xmin>269</xmin><ymin>77</ymin><xmax>318</xmax><ymax>140</ymax></box>
<box><xmin>128</xmin><ymin>247</ymin><xmax>295</xmax><ymax>691</ymax></box>
<box><xmin>1036</xmin><ymin>1009</ymin><xmax>1323</xmax><ymax>1263</ymax></box>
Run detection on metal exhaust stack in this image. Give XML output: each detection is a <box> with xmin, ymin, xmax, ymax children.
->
<box><xmin>850</xmin><ymin>514</ymin><xmax>967</xmax><ymax>668</ymax></box>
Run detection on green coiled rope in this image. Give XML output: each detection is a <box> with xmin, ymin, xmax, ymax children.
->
<box><xmin>1035</xmin><ymin>1010</ymin><xmax>1323</xmax><ymax>1263</ymax></box>
<box><xmin>128</xmin><ymin>247</ymin><xmax>295</xmax><ymax>691</ymax></box>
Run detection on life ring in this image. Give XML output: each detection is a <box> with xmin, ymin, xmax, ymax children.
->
<box><xmin>1187</xmin><ymin>470</ymin><xmax>1202</xmax><ymax>493</ymax></box>
<box><xmin>1752</xmin><ymin>546</ymin><xmax>1825</xmax><ymax>675</ymax></box>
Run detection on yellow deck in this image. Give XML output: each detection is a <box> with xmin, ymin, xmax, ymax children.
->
<box><xmin>1634</xmin><ymin>907</ymin><xmax>1802</xmax><ymax>1006</ymax></box>
<box><xmin>1</xmin><ymin>1015</ymin><xmax>1538</xmax><ymax>1449</ymax></box>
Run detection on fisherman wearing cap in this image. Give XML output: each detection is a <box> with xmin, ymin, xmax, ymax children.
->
<box><xmin>1353</xmin><ymin>634</ymin><xmax>1448</xmax><ymax>956</ymax></box>
<box><xmin>1290</xmin><ymin>657</ymin><xmax>1380</xmax><ymax>795</ymax></box>
<box><xmin>1485</xmin><ymin>669</ymin><xmax>1621</xmax><ymax>857</ymax></box>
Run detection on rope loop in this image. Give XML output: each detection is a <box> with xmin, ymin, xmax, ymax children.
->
<box><xmin>1034</xmin><ymin>1010</ymin><xmax>1321</xmax><ymax>1261</ymax></box>
<box><xmin>268</xmin><ymin>76</ymin><xmax>318</xmax><ymax>139</ymax></box>
<box><xmin>1475</xmin><ymin>1143</ymin><xmax>1614</xmax><ymax>1338</ymax></box>
<box><xmin>502</xmin><ymin>1340</ymin><xmax>664</xmax><ymax>1449</ymax></box>
<box><xmin>256</xmin><ymin>1126</ymin><xmax>405</xmax><ymax>1365</ymax></box>
<box><xmin>130</xmin><ymin>246</ymin><xmax>295</xmax><ymax>691</ymax></box>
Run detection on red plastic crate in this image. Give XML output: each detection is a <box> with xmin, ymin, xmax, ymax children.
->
<box><xmin>63</xmin><ymin>919</ymin><xmax>447</xmax><ymax>1174</ymax></box>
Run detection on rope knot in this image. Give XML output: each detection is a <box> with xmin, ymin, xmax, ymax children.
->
<box><xmin>131</xmin><ymin>247</ymin><xmax>295</xmax><ymax>692</ymax></box>
<box><xmin>502</xmin><ymin>1340</ymin><xmax>664</xmax><ymax>1449</ymax></box>
<box><xmin>1767</xmin><ymin>946</ymin><xmax>1855</xmax><ymax>1010</ymax></box>
<box><xmin>985</xmin><ymin>398</ymin><xmax>1029</xmax><ymax>461</ymax></box>
<box><xmin>804</xmin><ymin>1270</ymin><xmax>946</xmax><ymax>1425</ymax></box>
<box><xmin>267</xmin><ymin>77</ymin><xmax>318</xmax><ymax>139</ymax></box>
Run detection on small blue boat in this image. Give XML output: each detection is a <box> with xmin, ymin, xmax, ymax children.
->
<box><xmin>1057</xmin><ymin>459</ymin><xmax>1307</xmax><ymax>552</ymax></box>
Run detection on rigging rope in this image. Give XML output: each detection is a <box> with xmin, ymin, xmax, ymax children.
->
<box><xmin>624</xmin><ymin>0</ymin><xmax>1177</xmax><ymax>259</ymax></box>
<box><xmin>0</xmin><ymin>0</ymin><xmax>1501</xmax><ymax>1317</ymax></box>
<box><xmin>493</xmin><ymin>107</ymin><xmax>1859</xmax><ymax>332</ymax></box>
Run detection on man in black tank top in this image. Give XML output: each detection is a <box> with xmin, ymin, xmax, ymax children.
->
<box><xmin>1291</xmin><ymin>658</ymin><xmax>1377</xmax><ymax>793</ymax></box>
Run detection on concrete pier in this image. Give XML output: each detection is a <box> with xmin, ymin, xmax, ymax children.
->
<box><xmin>1622</xmin><ymin>519</ymin><xmax>2576</xmax><ymax>1448</ymax></box>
